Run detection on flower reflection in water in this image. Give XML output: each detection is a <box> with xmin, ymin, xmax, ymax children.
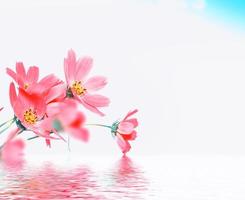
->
<box><xmin>0</xmin><ymin>156</ymin><xmax>149</xmax><ymax>200</ymax></box>
<box><xmin>104</xmin><ymin>156</ymin><xmax>149</xmax><ymax>199</ymax></box>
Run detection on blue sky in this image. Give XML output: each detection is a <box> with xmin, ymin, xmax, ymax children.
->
<box><xmin>140</xmin><ymin>0</ymin><xmax>245</xmax><ymax>30</ymax></box>
<box><xmin>205</xmin><ymin>0</ymin><xmax>245</xmax><ymax>29</ymax></box>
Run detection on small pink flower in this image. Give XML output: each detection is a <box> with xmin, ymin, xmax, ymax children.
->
<box><xmin>9</xmin><ymin>83</ymin><xmax>63</xmax><ymax>141</ymax></box>
<box><xmin>40</xmin><ymin>99</ymin><xmax>89</xmax><ymax>144</ymax></box>
<box><xmin>64</xmin><ymin>49</ymin><xmax>110</xmax><ymax>116</ymax></box>
<box><xmin>9</xmin><ymin>83</ymin><xmax>46</xmax><ymax>129</ymax></box>
<box><xmin>112</xmin><ymin>109</ymin><xmax>138</xmax><ymax>154</ymax></box>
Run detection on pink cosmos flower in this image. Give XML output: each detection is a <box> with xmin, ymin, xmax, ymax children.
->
<box><xmin>64</xmin><ymin>49</ymin><xmax>110</xmax><ymax>116</ymax></box>
<box><xmin>7</xmin><ymin>62</ymin><xmax>63</xmax><ymax>98</ymax></box>
<box><xmin>112</xmin><ymin>109</ymin><xmax>138</xmax><ymax>154</ymax></box>
<box><xmin>9</xmin><ymin>83</ymin><xmax>61</xmax><ymax>140</ymax></box>
<box><xmin>10</xmin><ymin>83</ymin><xmax>46</xmax><ymax>128</ymax></box>
<box><xmin>40</xmin><ymin>99</ymin><xmax>89</xmax><ymax>145</ymax></box>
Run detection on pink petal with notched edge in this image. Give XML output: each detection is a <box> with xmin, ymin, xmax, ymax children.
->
<box><xmin>66</xmin><ymin>49</ymin><xmax>77</xmax><ymax>82</ymax></box>
<box><xmin>9</xmin><ymin>83</ymin><xmax>17</xmax><ymax>108</ymax></box>
<box><xmin>66</xmin><ymin>127</ymin><xmax>89</xmax><ymax>142</ymax></box>
<box><xmin>124</xmin><ymin>118</ymin><xmax>138</xmax><ymax>128</ymax></box>
<box><xmin>118</xmin><ymin>122</ymin><xmax>134</xmax><ymax>134</ymax></box>
<box><xmin>75</xmin><ymin>57</ymin><xmax>93</xmax><ymax>81</ymax></box>
<box><xmin>83</xmin><ymin>94</ymin><xmax>110</xmax><ymax>107</ymax></box>
<box><xmin>76</xmin><ymin>96</ymin><xmax>105</xmax><ymax>116</ymax></box>
<box><xmin>123</xmin><ymin>109</ymin><xmax>138</xmax><ymax>121</ymax></box>
<box><xmin>16</xmin><ymin>62</ymin><xmax>26</xmax><ymax>79</ymax></box>
<box><xmin>116</xmin><ymin>134</ymin><xmax>131</xmax><ymax>154</ymax></box>
<box><xmin>84</xmin><ymin>76</ymin><xmax>107</xmax><ymax>91</ymax></box>
<box><xmin>26</xmin><ymin>66</ymin><xmax>39</xmax><ymax>84</ymax></box>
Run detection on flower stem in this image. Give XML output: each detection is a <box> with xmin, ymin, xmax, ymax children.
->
<box><xmin>0</xmin><ymin>119</ymin><xmax>15</xmax><ymax>135</ymax></box>
<box><xmin>0</xmin><ymin>118</ymin><xmax>14</xmax><ymax>128</ymax></box>
<box><xmin>85</xmin><ymin>123</ymin><xmax>112</xmax><ymax>129</ymax></box>
<box><xmin>27</xmin><ymin>135</ymin><xmax>39</xmax><ymax>140</ymax></box>
<box><xmin>26</xmin><ymin>124</ymin><xmax>112</xmax><ymax>141</ymax></box>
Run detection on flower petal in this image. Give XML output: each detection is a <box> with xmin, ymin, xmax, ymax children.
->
<box><xmin>45</xmin><ymin>83</ymin><xmax>66</xmax><ymax>104</ymax></box>
<box><xmin>68</xmin><ymin>112</ymin><xmax>86</xmax><ymax>128</ymax></box>
<box><xmin>66</xmin><ymin>127</ymin><xmax>89</xmax><ymax>142</ymax></box>
<box><xmin>16</xmin><ymin>62</ymin><xmax>26</xmax><ymax>79</ymax></box>
<box><xmin>76</xmin><ymin>96</ymin><xmax>105</xmax><ymax>116</ymax></box>
<box><xmin>84</xmin><ymin>76</ymin><xmax>107</xmax><ymax>91</ymax></box>
<box><xmin>124</xmin><ymin>118</ymin><xmax>138</xmax><ymax>128</ymax></box>
<box><xmin>66</xmin><ymin>49</ymin><xmax>77</xmax><ymax>82</ymax></box>
<box><xmin>6</xmin><ymin>68</ymin><xmax>17</xmax><ymax>82</ymax></box>
<box><xmin>30</xmin><ymin>74</ymin><xmax>61</xmax><ymax>94</ymax></box>
<box><xmin>83</xmin><ymin>94</ymin><xmax>110</xmax><ymax>107</ymax></box>
<box><xmin>121</xmin><ymin>130</ymin><xmax>137</xmax><ymax>141</ymax></box>
<box><xmin>45</xmin><ymin>139</ymin><xmax>51</xmax><ymax>148</ymax></box>
<box><xmin>116</xmin><ymin>134</ymin><xmax>131</xmax><ymax>154</ymax></box>
<box><xmin>123</xmin><ymin>109</ymin><xmax>138</xmax><ymax>121</ymax></box>
<box><xmin>118</xmin><ymin>121</ymin><xmax>134</xmax><ymax>134</ymax></box>
<box><xmin>75</xmin><ymin>57</ymin><xmax>93</xmax><ymax>81</ymax></box>
<box><xmin>9</xmin><ymin>82</ymin><xmax>17</xmax><ymax>108</ymax></box>
<box><xmin>26</xmin><ymin>66</ymin><xmax>39</xmax><ymax>84</ymax></box>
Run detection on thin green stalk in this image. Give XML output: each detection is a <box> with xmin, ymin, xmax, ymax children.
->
<box><xmin>27</xmin><ymin>135</ymin><xmax>39</xmax><ymax>140</ymax></box>
<box><xmin>0</xmin><ymin>118</ymin><xmax>14</xmax><ymax>129</ymax></box>
<box><xmin>86</xmin><ymin>123</ymin><xmax>112</xmax><ymax>129</ymax></box>
<box><xmin>0</xmin><ymin>119</ymin><xmax>15</xmax><ymax>135</ymax></box>
<box><xmin>27</xmin><ymin>124</ymin><xmax>112</xmax><ymax>141</ymax></box>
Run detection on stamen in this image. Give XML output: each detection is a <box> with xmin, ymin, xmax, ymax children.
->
<box><xmin>72</xmin><ymin>81</ymin><xmax>87</xmax><ymax>96</ymax></box>
<box><xmin>24</xmin><ymin>108</ymin><xmax>38</xmax><ymax>125</ymax></box>
<box><xmin>24</xmin><ymin>83</ymin><xmax>29</xmax><ymax>89</ymax></box>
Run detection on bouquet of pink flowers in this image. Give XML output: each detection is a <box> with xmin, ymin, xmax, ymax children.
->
<box><xmin>0</xmin><ymin>50</ymin><xmax>138</xmax><ymax>162</ymax></box>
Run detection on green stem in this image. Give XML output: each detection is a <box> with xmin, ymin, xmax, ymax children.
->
<box><xmin>0</xmin><ymin>118</ymin><xmax>14</xmax><ymax>128</ymax></box>
<box><xmin>27</xmin><ymin>135</ymin><xmax>39</xmax><ymax>140</ymax></box>
<box><xmin>27</xmin><ymin>124</ymin><xmax>112</xmax><ymax>141</ymax></box>
<box><xmin>0</xmin><ymin>119</ymin><xmax>15</xmax><ymax>135</ymax></box>
<box><xmin>85</xmin><ymin>123</ymin><xmax>112</xmax><ymax>129</ymax></box>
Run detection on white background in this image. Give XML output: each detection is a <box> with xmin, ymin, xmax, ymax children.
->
<box><xmin>0</xmin><ymin>0</ymin><xmax>245</xmax><ymax>157</ymax></box>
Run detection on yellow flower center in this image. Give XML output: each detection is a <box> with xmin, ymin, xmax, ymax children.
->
<box><xmin>24</xmin><ymin>83</ymin><xmax>29</xmax><ymax>90</ymax></box>
<box><xmin>72</xmin><ymin>81</ymin><xmax>86</xmax><ymax>96</ymax></box>
<box><xmin>24</xmin><ymin>108</ymin><xmax>38</xmax><ymax>125</ymax></box>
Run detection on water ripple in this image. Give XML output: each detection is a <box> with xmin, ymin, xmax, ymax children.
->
<box><xmin>0</xmin><ymin>156</ymin><xmax>150</xmax><ymax>200</ymax></box>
